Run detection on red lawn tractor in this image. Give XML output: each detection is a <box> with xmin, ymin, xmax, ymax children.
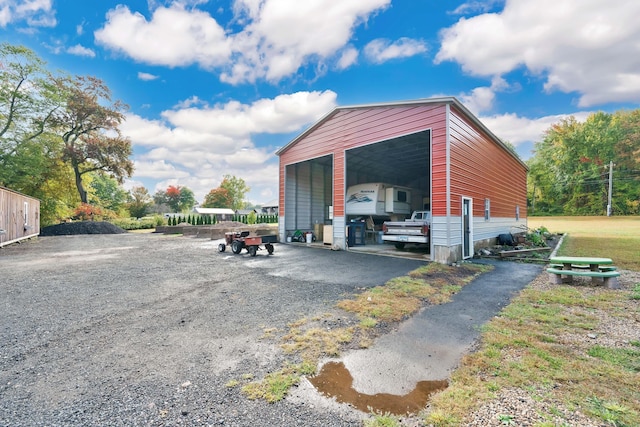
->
<box><xmin>218</xmin><ymin>231</ymin><xmax>277</xmax><ymax>257</ymax></box>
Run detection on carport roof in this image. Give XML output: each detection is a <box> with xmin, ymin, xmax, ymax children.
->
<box><xmin>275</xmin><ymin>96</ymin><xmax>527</xmax><ymax>169</ymax></box>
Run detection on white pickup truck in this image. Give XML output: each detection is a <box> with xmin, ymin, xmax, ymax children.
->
<box><xmin>382</xmin><ymin>210</ymin><xmax>431</xmax><ymax>249</ymax></box>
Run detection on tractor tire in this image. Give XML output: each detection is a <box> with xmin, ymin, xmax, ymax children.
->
<box><xmin>394</xmin><ymin>242</ymin><xmax>406</xmax><ymax>250</ymax></box>
<box><xmin>265</xmin><ymin>243</ymin><xmax>274</xmax><ymax>255</ymax></box>
<box><xmin>231</xmin><ymin>240</ymin><xmax>243</xmax><ymax>254</ymax></box>
<box><xmin>248</xmin><ymin>245</ymin><xmax>257</xmax><ymax>257</ymax></box>
<box><xmin>218</xmin><ymin>243</ymin><xmax>226</xmax><ymax>252</ymax></box>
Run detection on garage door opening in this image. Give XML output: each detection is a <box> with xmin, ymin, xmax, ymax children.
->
<box><xmin>344</xmin><ymin>130</ymin><xmax>431</xmax><ymax>252</ymax></box>
<box><xmin>284</xmin><ymin>155</ymin><xmax>333</xmax><ymax>242</ymax></box>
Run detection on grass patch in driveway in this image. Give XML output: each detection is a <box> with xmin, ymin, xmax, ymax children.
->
<box><xmin>242</xmin><ymin>362</ymin><xmax>316</xmax><ymax>403</ymax></box>
<box><xmin>239</xmin><ymin>262</ymin><xmax>491</xmax><ymax>403</ymax></box>
<box><xmin>281</xmin><ymin>321</ymin><xmax>356</xmax><ymax>360</ymax></box>
<box><xmin>336</xmin><ymin>263</ymin><xmax>491</xmax><ymax>323</ymax></box>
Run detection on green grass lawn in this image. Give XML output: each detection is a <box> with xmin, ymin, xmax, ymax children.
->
<box><xmin>421</xmin><ymin>216</ymin><xmax>640</xmax><ymax>427</ymax></box>
<box><xmin>528</xmin><ymin>216</ymin><xmax>640</xmax><ymax>270</ymax></box>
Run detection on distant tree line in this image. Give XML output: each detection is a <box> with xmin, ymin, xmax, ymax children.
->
<box><xmin>528</xmin><ymin>110</ymin><xmax>640</xmax><ymax>215</ymax></box>
<box><xmin>0</xmin><ymin>43</ymin><xmax>268</xmax><ymax>226</ymax></box>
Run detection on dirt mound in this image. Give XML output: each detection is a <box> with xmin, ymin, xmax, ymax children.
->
<box><xmin>40</xmin><ymin>221</ymin><xmax>127</xmax><ymax>236</ymax></box>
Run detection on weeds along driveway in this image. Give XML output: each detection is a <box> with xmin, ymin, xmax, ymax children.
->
<box><xmin>0</xmin><ymin>233</ymin><xmax>423</xmax><ymax>426</ymax></box>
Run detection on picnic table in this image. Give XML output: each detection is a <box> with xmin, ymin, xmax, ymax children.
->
<box><xmin>547</xmin><ymin>256</ymin><xmax>620</xmax><ymax>288</ymax></box>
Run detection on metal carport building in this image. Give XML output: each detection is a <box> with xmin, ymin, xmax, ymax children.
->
<box><xmin>276</xmin><ymin>97</ymin><xmax>528</xmax><ymax>263</ymax></box>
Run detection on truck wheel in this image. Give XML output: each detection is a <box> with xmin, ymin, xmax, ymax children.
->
<box><xmin>231</xmin><ymin>240</ymin><xmax>243</xmax><ymax>254</ymax></box>
<box><xmin>265</xmin><ymin>243</ymin><xmax>274</xmax><ymax>255</ymax></box>
<box><xmin>394</xmin><ymin>243</ymin><xmax>405</xmax><ymax>250</ymax></box>
<box><xmin>218</xmin><ymin>243</ymin><xmax>226</xmax><ymax>252</ymax></box>
<box><xmin>248</xmin><ymin>245</ymin><xmax>257</xmax><ymax>257</ymax></box>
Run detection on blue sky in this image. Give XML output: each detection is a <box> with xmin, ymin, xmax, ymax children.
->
<box><xmin>2</xmin><ymin>0</ymin><xmax>639</xmax><ymax>205</ymax></box>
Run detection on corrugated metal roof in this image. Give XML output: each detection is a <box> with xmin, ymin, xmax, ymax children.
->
<box><xmin>275</xmin><ymin>96</ymin><xmax>527</xmax><ymax>170</ymax></box>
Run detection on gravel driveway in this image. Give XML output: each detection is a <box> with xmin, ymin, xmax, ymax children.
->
<box><xmin>0</xmin><ymin>233</ymin><xmax>424</xmax><ymax>426</ymax></box>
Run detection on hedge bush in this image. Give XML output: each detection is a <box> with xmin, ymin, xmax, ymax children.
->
<box><xmin>110</xmin><ymin>215</ymin><xmax>164</xmax><ymax>230</ymax></box>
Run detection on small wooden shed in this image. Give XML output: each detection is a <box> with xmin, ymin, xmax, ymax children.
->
<box><xmin>276</xmin><ymin>97</ymin><xmax>528</xmax><ymax>263</ymax></box>
<box><xmin>0</xmin><ymin>186</ymin><xmax>40</xmax><ymax>247</ymax></box>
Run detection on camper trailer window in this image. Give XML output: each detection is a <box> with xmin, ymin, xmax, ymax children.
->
<box><xmin>397</xmin><ymin>190</ymin><xmax>407</xmax><ymax>202</ymax></box>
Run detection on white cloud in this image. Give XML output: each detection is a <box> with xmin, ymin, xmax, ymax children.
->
<box><xmin>479</xmin><ymin>111</ymin><xmax>593</xmax><ymax>147</ymax></box>
<box><xmin>363</xmin><ymin>37</ymin><xmax>427</xmax><ymax>64</ymax></box>
<box><xmin>122</xmin><ymin>90</ymin><xmax>337</xmax><ymax>202</ymax></box>
<box><xmin>222</xmin><ymin>0</ymin><xmax>391</xmax><ymax>83</ymax></box>
<box><xmin>458</xmin><ymin>76</ymin><xmax>512</xmax><ymax>115</ymax></box>
<box><xmin>173</xmin><ymin>96</ymin><xmax>205</xmax><ymax>109</ymax></box>
<box><xmin>95</xmin><ymin>0</ymin><xmax>394</xmax><ymax>85</ymax></box>
<box><xmin>133</xmin><ymin>159</ymin><xmax>191</xmax><ymax>179</ymax></box>
<box><xmin>66</xmin><ymin>44</ymin><xmax>95</xmax><ymax>57</ymax></box>
<box><xmin>450</xmin><ymin>0</ymin><xmax>504</xmax><ymax>15</ymax></box>
<box><xmin>161</xmin><ymin>90</ymin><xmax>338</xmax><ymax>136</ymax></box>
<box><xmin>0</xmin><ymin>0</ymin><xmax>55</xmax><ymax>27</ymax></box>
<box><xmin>336</xmin><ymin>46</ymin><xmax>359</xmax><ymax>70</ymax></box>
<box><xmin>137</xmin><ymin>72</ymin><xmax>159</xmax><ymax>81</ymax></box>
<box><xmin>94</xmin><ymin>4</ymin><xmax>231</xmax><ymax>68</ymax></box>
<box><xmin>436</xmin><ymin>0</ymin><xmax>640</xmax><ymax>107</ymax></box>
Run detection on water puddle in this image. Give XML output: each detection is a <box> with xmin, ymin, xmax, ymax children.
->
<box><xmin>308</xmin><ymin>361</ymin><xmax>448</xmax><ymax>415</ymax></box>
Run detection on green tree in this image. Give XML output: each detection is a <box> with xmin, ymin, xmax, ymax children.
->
<box><xmin>127</xmin><ymin>186</ymin><xmax>153</xmax><ymax>218</ymax></box>
<box><xmin>247</xmin><ymin>211</ymin><xmax>257</xmax><ymax>225</ymax></box>
<box><xmin>202</xmin><ymin>187</ymin><xmax>233</xmax><ymax>208</ymax></box>
<box><xmin>51</xmin><ymin>75</ymin><xmax>133</xmax><ymax>204</ymax></box>
<box><xmin>612</xmin><ymin>110</ymin><xmax>640</xmax><ymax>214</ymax></box>
<box><xmin>34</xmin><ymin>160</ymin><xmax>80</xmax><ymax>225</ymax></box>
<box><xmin>88</xmin><ymin>172</ymin><xmax>128</xmax><ymax>214</ymax></box>
<box><xmin>220</xmin><ymin>175</ymin><xmax>250</xmax><ymax>210</ymax></box>
<box><xmin>0</xmin><ymin>44</ymin><xmax>60</xmax><ymax>192</ymax></box>
<box><xmin>528</xmin><ymin>111</ymin><xmax>640</xmax><ymax>215</ymax></box>
<box><xmin>153</xmin><ymin>185</ymin><xmax>196</xmax><ymax>212</ymax></box>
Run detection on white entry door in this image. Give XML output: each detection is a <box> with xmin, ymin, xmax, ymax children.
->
<box><xmin>462</xmin><ymin>197</ymin><xmax>473</xmax><ymax>259</ymax></box>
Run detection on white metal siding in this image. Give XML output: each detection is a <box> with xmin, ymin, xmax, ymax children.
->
<box><xmin>472</xmin><ymin>217</ymin><xmax>527</xmax><ymax>242</ymax></box>
<box><xmin>311</xmin><ymin>162</ymin><xmax>325</xmax><ymax>226</ymax></box>
<box><xmin>333</xmin><ymin>216</ymin><xmax>346</xmax><ymax>248</ymax></box>
<box><xmin>435</xmin><ymin>214</ymin><xmax>526</xmax><ymax>246</ymax></box>
<box><xmin>284</xmin><ymin>165</ymin><xmax>297</xmax><ymax>230</ymax></box>
<box><xmin>431</xmin><ymin>216</ymin><xmax>450</xmax><ymax>247</ymax></box>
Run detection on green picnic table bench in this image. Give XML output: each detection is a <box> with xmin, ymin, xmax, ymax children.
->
<box><xmin>549</xmin><ymin>263</ymin><xmax>617</xmax><ymax>272</ymax></box>
<box><xmin>547</xmin><ymin>256</ymin><xmax>620</xmax><ymax>289</ymax></box>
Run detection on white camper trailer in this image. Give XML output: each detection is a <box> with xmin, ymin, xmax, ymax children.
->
<box><xmin>345</xmin><ymin>183</ymin><xmax>416</xmax><ymax>218</ymax></box>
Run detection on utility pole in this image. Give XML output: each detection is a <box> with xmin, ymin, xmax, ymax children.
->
<box><xmin>607</xmin><ymin>160</ymin><xmax>613</xmax><ymax>216</ymax></box>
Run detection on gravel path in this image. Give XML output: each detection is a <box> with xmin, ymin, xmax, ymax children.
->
<box><xmin>0</xmin><ymin>233</ymin><xmax>424</xmax><ymax>427</ymax></box>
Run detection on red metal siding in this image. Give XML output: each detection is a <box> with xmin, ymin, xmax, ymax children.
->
<box><xmin>448</xmin><ymin>106</ymin><xmax>527</xmax><ymax>218</ymax></box>
<box><xmin>431</xmin><ymin>119</ymin><xmax>448</xmax><ymax>217</ymax></box>
<box><xmin>279</xmin><ymin>104</ymin><xmax>448</xmax><ymax>216</ymax></box>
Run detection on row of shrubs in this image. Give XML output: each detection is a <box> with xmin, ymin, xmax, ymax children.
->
<box><xmin>167</xmin><ymin>213</ymin><xmax>279</xmax><ymax>226</ymax></box>
<box><xmin>110</xmin><ymin>215</ymin><xmax>165</xmax><ymax>230</ymax></box>
<box><xmin>109</xmin><ymin>213</ymin><xmax>279</xmax><ymax>231</ymax></box>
